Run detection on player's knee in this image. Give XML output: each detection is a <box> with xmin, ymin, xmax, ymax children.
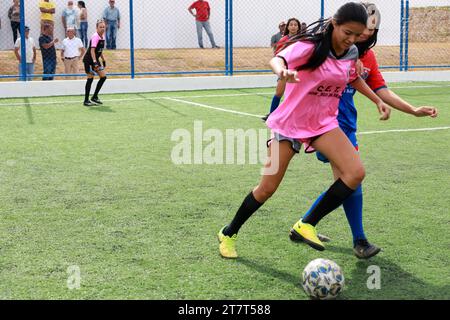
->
<box><xmin>351</xmin><ymin>165</ymin><xmax>366</xmax><ymax>184</ymax></box>
<box><xmin>341</xmin><ymin>165</ymin><xmax>365</xmax><ymax>188</ymax></box>
<box><xmin>255</xmin><ymin>182</ymin><xmax>278</xmax><ymax>201</ymax></box>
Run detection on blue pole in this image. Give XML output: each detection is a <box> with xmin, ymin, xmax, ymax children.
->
<box><xmin>225</xmin><ymin>0</ymin><xmax>229</xmax><ymax>76</ymax></box>
<box><xmin>129</xmin><ymin>0</ymin><xmax>135</xmax><ymax>79</ymax></box>
<box><xmin>399</xmin><ymin>0</ymin><xmax>404</xmax><ymax>71</ymax></box>
<box><xmin>229</xmin><ymin>0</ymin><xmax>233</xmax><ymax>76</ymax></box>
<box><xmin>404</xmin><ymin>0</ymin><xmax>410</xmax><ymax>71</ymax></box>
<box><xmin>19</xmin><ymin>0</ymin><xmax>26</xmax><ymax>81</ymax></box>
<box><xmin>321</xmin><ymin>0</ymin><xmax>325</xmax><ymax>20</ymax></box>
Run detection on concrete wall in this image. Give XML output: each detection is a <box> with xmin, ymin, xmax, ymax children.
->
<box><xmin>1</xmin><ymin>71</ymin><xmax>450</xmax><ymax>98</ymax></box>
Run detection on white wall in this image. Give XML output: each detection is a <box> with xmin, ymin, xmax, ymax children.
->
<box><xmin>2</xmin><ymin>71</ymin><xmax>450</xmax><ymax>98</ymax></box>
<box><xmin>1</xmin><ymin>0</ymin><xmax>449</xmax><ymax>50</ymax></box>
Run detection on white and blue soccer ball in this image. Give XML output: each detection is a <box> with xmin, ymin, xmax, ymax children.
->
<box><xmin>302</xmin><ymin>258</ymin><xmax>345</xmax><ymax>300</ymax></box>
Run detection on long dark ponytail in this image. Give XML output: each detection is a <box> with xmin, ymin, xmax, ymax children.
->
<box><xmin>282</xmin><ymin>2</ymin><xmax>368</xmax><ymax>71</ymax></box>
<box><xmin>355</xmin><ymin>29</ymin><xmax>378</xmax><ymax>57</ymax></box>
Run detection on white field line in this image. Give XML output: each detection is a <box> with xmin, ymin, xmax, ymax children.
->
<box><xmin>1</xmin><ymin>88</ymin><xmax>449</xmax><ymax>135</ymax></box>
<box><xmin>0</xmin><ymin>92</ymin><xmax>272</xmax><ymax>107</ymax></box>
<box><xmin>358</xmin><ymin>126</ymin><xmax>450</xmax><ymax>135</ymax></box>
<box><xmin>160</xmin><ymin>97</ymin><xmax>450</xmax><ymax>135</ymax></box>
<box><xmin>164</xmin><ymin>97</ymin><xmax>263</xmax><ymax>118</ymax></box>
<box><xmin>1</xmin><ymin>82</ymin><xmax>449</xmax><ymax>107</ymax></box>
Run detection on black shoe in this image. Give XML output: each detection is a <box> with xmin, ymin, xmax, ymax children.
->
<box><xmin>212</xmin><ymin>45</ymin><xmax>220</xmax><ymax>49</ymax></box>
<box><xmin>83</xmin><ymin>100</ymin><xmax>94</xmax><ymax>106</ymax></box>
<box><xmin>353</xmin><ymin>239</ymin><xmax>381</xmax><ymax>259</ymax></box>
<box><xmin>91</xmin><ymin>97</ymin><xmax>103</xmax><ymax>105</ymax></box>
<box><xmin>199</xmin><ymin>45</ymin><xmax>204</xmax><ymax>49</ymax></box>
<box><xmin>289</xmin><ymin>230</ymin><xmax>331</xmax><ymax>243</ymax></box>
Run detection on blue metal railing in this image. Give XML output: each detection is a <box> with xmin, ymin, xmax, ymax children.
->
<box><xmin>400</xmin><ymin>0</ymin><xmax>405</xmax><ymax>71</ymax></box>
<box><xmin>229</xmin><ymin>0</ymin><xmax>233</xmax><ymax>76</ymax></box>
<box><xmin>404</xmin><ymin>0</ymin><xmax>410</xmax><ymax>71</ymax></box>
<box><xmin>225</xmin><ymin>0</ymin><xmax>229</xmax><ymax>76</ymax></box>
<box><xmin>321</xmin><ymin>0</ymin><xmax>325</xmax><ymax>20</ymax></box>
<box><xmin>129</xmin><ymin>0</ymin><xmax>135</xmax><ymax>79</ymax></box>
<box><xmin>19</xmin><ymin>0</ymin><xmax>26</xmax><ymax>81</ymax></box>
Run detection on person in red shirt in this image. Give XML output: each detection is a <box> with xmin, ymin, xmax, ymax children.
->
<box><xmin>188</xmin><ymin>0</ymin><xmax>219</xmax><ymax>49</ymax></box>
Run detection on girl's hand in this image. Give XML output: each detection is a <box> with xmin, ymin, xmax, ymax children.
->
<box><xmin>377</xmin><ymin>101</ymin><xmax>391</xmax><ymax>120</ymax></box>
<box><xmin>278</xmin><ymin>69</ymin><xmax>300</xmax><ymax>83</ymax></box>
<box><xmin>356</xmin><ymin>59</ymin><xmax>364</xmax><ymax>76</ymax></box>
<box><xmin>413</xmin><ymin>106</ymin><xmax>438</xmax><ymax>118</ymax></box>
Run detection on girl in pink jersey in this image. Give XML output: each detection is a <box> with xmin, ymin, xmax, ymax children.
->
<box><xmin>218</xmin><ymin>2</ymin><xmax>391</xmax><ymax>258</ymax></box>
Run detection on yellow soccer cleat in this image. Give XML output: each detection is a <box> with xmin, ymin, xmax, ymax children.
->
<box><xmin>290</xmin><ymin>221</ymin><xmax>325</xmax><ymax>251</ymax></box>
<box><xmin>218</xmin><ymin>226</ymin><xmax>238</xmax><ymax>259</ymax></box>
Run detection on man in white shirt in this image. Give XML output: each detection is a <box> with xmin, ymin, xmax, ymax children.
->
<box><xmin>61</xmin><ymin>26</ymin><xmax>85</xmax><ymax>78</ymax></box>
<box><xmin>14</xmin><ymin>26</ymin><xmax>36</xmax><ymax>81</ymax></box>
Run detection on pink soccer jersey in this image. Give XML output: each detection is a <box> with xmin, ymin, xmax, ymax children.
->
<box><xmin>90</xmin><ymin>33</ymin><xmax>105</xmax><ymax>48</ymax></box>
<box><xmin>266</xmin><ymin>41</ymin><xmax>359</xmax><ymax>140</ymax></box>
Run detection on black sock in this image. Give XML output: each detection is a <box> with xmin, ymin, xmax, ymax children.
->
<box><xmin>92</xmin><ymin>76</ymin><xmax>107</xmax><ymax>98</ymax></box>
<box><xmin>84</xmin><ymin>78</ymin><xmax>94</xmax><ymax>102</ymax></box>
<box><xmin>302</xmin><ymin>178</ymin><xmax>355</xmax><ymax>226</ymax></box>
<box><xmin>223</xmin><ymin>191</ymin><xmax>263</xmax><ymax>236</ymax></box>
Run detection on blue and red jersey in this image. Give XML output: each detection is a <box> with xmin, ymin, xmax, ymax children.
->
<box><xmin>337</xmin><ymin>49</ymin><xmax>387</xmax><ymax>132</ymax></box>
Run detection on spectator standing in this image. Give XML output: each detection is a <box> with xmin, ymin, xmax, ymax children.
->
<box><xmin>39</xmin><ymin>24</ymin><xmax>58</xmax><ymax>80</ymax></box>
<box><xmin>103</xmin><ymin>0</ymin><xmax>120</xmax><ymax>50</ymax></box>
<box><xmin>188</xmin><ymin>0</ymin><xmax>219</xmax><ymax>49</ymax></box>
<box><xmin>61</xmin><ymin>27</ymin><xmax>85</xmax><ymax>78</ymax></box>
<box><xmin>39</xmin><ymin>0</ymin><xmax>56</xmax><ymax>35</ymax></box>
<box><xmin>8</xmin><ymin>0</ymin><xmax>21</xmax><ymax>45</ymax></box>
<box><xmin>14</xmin><ymin>26</ymin><xmax>36</xmax><ymax>81</ymax></box>
<box><xmin>62</xmin><ymin>1</ymin><xmax>79</xmax><ymax>34</ymax></box>
<box><xmin>77</xmin><ymin>1</ymin><xmax>88</xmax><ymax>47</ymax></box>
<box><xmin>270</xmin><ymin>21</ymin><xmax>286</xmax><ymax>52</ymax></box>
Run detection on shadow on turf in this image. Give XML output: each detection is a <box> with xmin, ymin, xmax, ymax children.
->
<box><xmin>325</xmin><ymin>244</ymin><xmax>450</xmax><ymax>299</ymax></box>
<box><xmin>136</xmin><ymin>93</ymin><xmax>188</xmax><ymax>116</ymax></box>
<box><xmin>24</xmin><ymin>97</ymin><xmax>34</xmax><ymax>124</ymax></box>
<box><xmin>237</xmin><ymin>246</ymin><xmax>449</xmax><ymax>300</ymax></box>
<box><xmin>87</xmin><ymin>105</ymin><xmax>115</xmax><ymax>112</ymax></box>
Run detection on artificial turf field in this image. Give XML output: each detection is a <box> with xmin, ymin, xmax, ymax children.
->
<box><xmin>0</xmin><ymin>81</ymin><xmax>449</xmax><ymax>299</ymax></box>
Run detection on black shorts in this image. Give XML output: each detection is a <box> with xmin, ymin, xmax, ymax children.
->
<box><xmin>84</xmin><ymin>61</ymin><xmax>104</xmax><ymax>74</ymax></box>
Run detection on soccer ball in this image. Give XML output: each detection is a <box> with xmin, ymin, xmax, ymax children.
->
<box><xmin>302</xmin><ymin>258</ymin><xmax>345</xmax><ymax>300</ymax></box>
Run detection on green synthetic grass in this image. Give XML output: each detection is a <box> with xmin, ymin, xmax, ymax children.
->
<box><xmin>0</xmin><ymin>82</ymin><xmax>449</xmax><ymax>299</ymax></box>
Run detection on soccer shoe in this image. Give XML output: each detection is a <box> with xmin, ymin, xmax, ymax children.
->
<box><xmin>91</xmin><ymin>97</ymin><xmax>103</xmax><ymax>105</ymax></box>
<box><xmin>289</xmin><ymin>230</ymin><xmax>331</xmax><ymax>243</ymax></box>
<box><xmin>83</xmin><ymin>100</ymin><xmax>94</xmax><ymax>107</ymax></box>
<box><xmin>218</xmin><ymin>226</ymin><xmax>238</xmax><ymax>259</ymax></box>
<box><xmin>290</xmin><ymin>221</ymin><xmax>325</xmax><ymax>251</ymax></box>
<box><xmin>353</xmin><ymin>239</ymin><xmax>381</xmax><ymax>259</ymax></box>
